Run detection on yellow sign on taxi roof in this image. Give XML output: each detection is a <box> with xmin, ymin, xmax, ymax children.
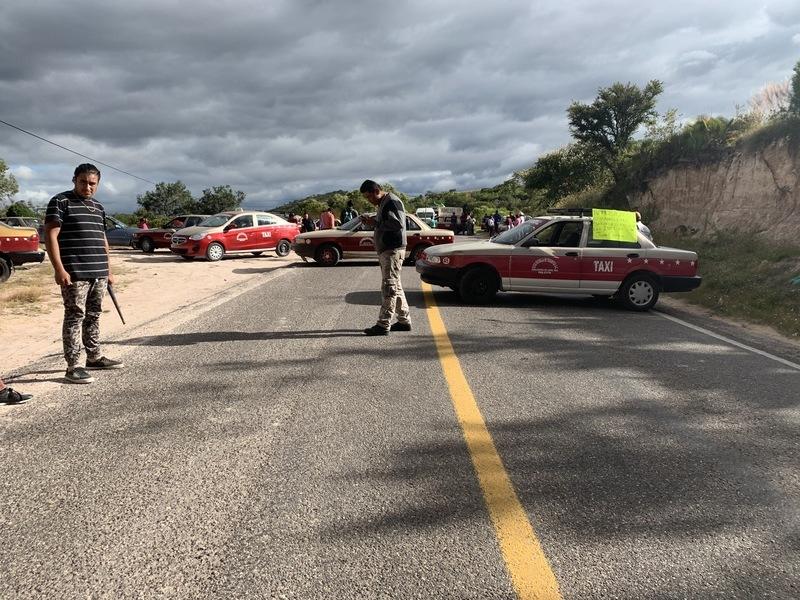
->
<box><xmin>592</xmin><ymin>209</ymin><xmax>638</xmax><ymax>242</ymax></box>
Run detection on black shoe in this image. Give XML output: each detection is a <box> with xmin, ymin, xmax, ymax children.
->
<box><xmin>364</xmin><ymin>325</ymin><xmax>389</xmax><ymax>336</ymax></box>
<box><xmin>390</xmin><ymin>322</ymin><xmax>411</xmax><ymax>332</ymax></box>
<box><xmin>66</xmin><ymin>367</ymin><xmax>95</xmax><ymax>384</ymax></box>
<box><xmin>0</xmin><ymin>387</ymin><xmax>32</xmax><ymax>404</ymax></box>
<box><xmin>86</xmin><ymin>356</ymin><xmax>124</xmax><ymax>370</ymax></box>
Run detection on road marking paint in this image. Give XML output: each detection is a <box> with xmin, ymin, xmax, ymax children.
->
<box><xmin>655</xmin><ymin>311</ymin><xmax>800</xmax><ymax>372</ymax></box>
<box><xmin>422</xmin><ymin>283</ymin><xmax>562</xmax><ymax>600</ymax></box>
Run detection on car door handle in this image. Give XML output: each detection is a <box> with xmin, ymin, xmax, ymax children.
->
<box><xmin>627</xmin><ymin>253</ymin><xmax>640</xmax><ymax>258</ymax></box>
<box><xmin>565</xmin><ymin>251</ymin><xmax>579</xmax><ymax>257</ymax></box>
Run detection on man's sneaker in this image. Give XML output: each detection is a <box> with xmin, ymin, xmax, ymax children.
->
<box><xmin>364</xmin><ymin>325</ymin><xmax>389</xmax><ymax>336</ymax></box>
<box><xmin>390</xmin><ymin>322</ymin><xmax>412</xmax><ymax>332</ymax></box>
<box><xmin>65</xmin><ymin>367</ymin><xmax>94</xmax><ymax>384</ymax></box>
<box><xmin>86</xmin><ymin>356</ymin><xmax>124</xmax><ymax>370</ymax></box>
<box><xmin>0</xmin><ymin>387</ymin><xmax>32</xmax><ymax>404</ymax></box>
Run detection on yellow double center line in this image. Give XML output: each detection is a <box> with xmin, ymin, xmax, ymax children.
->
<box><xmin>422</xmin><ymin>283</ymin><xmax>562</xmax><ymax>600</ymax></box>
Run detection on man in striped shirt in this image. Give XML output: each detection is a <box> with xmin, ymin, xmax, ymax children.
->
<box><xmin>45</xmin><ymin>164</ymin><xmax>124</xmax><ymax>384</ymax></box>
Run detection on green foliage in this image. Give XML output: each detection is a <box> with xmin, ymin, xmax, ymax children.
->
<box><xmin>4</xmin><ymin>201</ymin><xmax>39</xmax><ymax>218</ymax></box>
<box><xmin>789</xmin><ymin>59</ymin><xmax>800</xmax><ymax>117</ymax></box>
<box><xmin>194</xmin><ymin>185</ymin><xmax>246</xmax><ymax>214</ymax></box>
<box><xmin>658</xmin><ymin>230</ymin><xmax>800</xmax><ymax>338</ymax></box>
<box><xmin>524</xmin><ymin>143</ymin><xmax>610</xmax><ymax>204</ymax></box>
<box><xmin>0</xmin><ymin>159</ymin><xmax>19</xmax><ymax>202</ymax></box>
<box><xmin>136</xmin><ymin>181</ymin><xmax>194</xmax><ymax>216</ymax></box>
<box><xmin>567</xmin><ymin>80</ymin><xmax>663</xmax><ymax>182</ymax></box>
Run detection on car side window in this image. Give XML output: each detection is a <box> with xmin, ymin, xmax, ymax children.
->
<box><xmin>586</xmin><ymin>223</ymin><xmax>641</xmax><ymax>249</ymax></box>
<box><xmin>524</xmin><ymin>222</ymin><xmax>559</xmax><ymax>247</ymax></box>
<box><xmin>553</xmin><ymin>222</ymin><xmax>583</xmax><ymax>247</ymax></box>
<box><xmin>186</xmin><ymin>217</ymin><xmax>200</xmax><ymax>226</ymax></box>
<box><xmin>230</xmin><ymin>215</ymin><xmax>254</xmax><ymax>229</ymax></box>
<box><xmin>257</xmin><ymin>215</ymin><xmax>277</xmax><ymax>226</ymax></box>
<box><xmin>406</xmin><ymin>216</ymin><xmax>421</xmax><ymax>231</ymax></box>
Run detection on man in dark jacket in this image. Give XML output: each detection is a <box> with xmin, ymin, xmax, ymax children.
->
<box><xmin>359</xmin><ymin>180</ymin><xmax>411</xmax><ymax>336</ymax></box>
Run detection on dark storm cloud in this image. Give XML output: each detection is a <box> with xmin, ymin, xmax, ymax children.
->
<box><xmin>1</xmin><ymin>0</ymin><xmax>798</xmax><ymax>212</ymax></box>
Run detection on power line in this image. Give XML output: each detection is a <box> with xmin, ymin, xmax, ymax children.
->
<box><xmin>0</xmin><ymin>118</ymin><xmax>157</xmax><ymax>185</ymax></box>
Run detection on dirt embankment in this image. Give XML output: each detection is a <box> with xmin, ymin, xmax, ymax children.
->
<box><xmin>633</xmin><ymin>138</ymin><xmax>799</xmax><ymax>244</ymax></box>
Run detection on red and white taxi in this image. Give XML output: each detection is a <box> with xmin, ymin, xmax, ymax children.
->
<box><xmin>170</xmin><ymin>211</ymin><xmax>299</xmax><ymax>261</ymax></box>
<box><xmin>0</xmin><ymin>221</ymin><xmax>44</xmax><ymax>283</ymax></box>
<box><xmin>416</xmin><ymin>213</ymin><xmax>701</xmax><ymax>310</ymax></box>
<box><xmin>292</xmin><ymin>213</ymin><xmax>454</xmax><ymax>266</ymax></box>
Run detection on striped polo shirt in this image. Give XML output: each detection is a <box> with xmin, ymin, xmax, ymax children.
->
<box><xmin>45</xmin><ymin>190</ymin><xmax>109</xmax><ymax>280</ymax></box>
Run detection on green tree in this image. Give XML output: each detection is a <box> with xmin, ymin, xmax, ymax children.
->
<box><xmin>789</xmin><ymin>59</ymin><xmax>800</xmax><ymax>116</ymax></box>
<box><xmin>5</xmin><ymin>201</ymin><xmax>39</xmax><ymax>218</ymax></box>
<box><xmin>194</xmin><ymin>185</ymin><xmax>245</xmax><ymax>214</ymax></box>
<box><xmin>0</xmin><ymin>159</ymin><xmax>19</xmax><ymax>202</ymax></box>
<box><xmin>524</xmin><ymin>143</ymin><xmax>610</xmax><ymax>204</ymax></box>
<box><xmin>136</xmin><ymin>181</ymin><xmax>194</xmax><ymax>216</ymax></box>
<box><xmin>567</xmin><ymin>80</ymin><xmax>664</xmax><ymax>183</ymax></box>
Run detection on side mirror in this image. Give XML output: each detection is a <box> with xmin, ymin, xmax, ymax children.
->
<box><xmin>525</xmin><ymin>237</ymin><xmax>540</xmax><ymax>247</ymax></box>
<box><xmin>223</xmin><ymin>225</ymin><xmax>232</xmax><ymax>233</ymax></box>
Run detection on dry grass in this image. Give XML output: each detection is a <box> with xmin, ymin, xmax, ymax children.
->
<box><xmin>0</xmin><ymin>261</ymin><xmax>59</xmax><ymax>316</ymax></box>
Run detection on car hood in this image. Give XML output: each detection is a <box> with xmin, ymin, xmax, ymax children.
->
<box><xmin>174</xmin><ymin>225</ymin><xmax>218</xmax><ymax>236</ymax></box>
<box><xmin>296</xmin><ymin>229</ymin><xmax>357</xmax><ymax>240</ymax></box>
<box><xmin>425</xmin><ymin>240</ymin><xmax>504</xmax><ymax>255</ymax></box>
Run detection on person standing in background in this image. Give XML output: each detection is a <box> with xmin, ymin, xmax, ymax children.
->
<box><xmin>359</xmin><ymin>180</ymin><xmax>411</xmax><ymax>336</ymax></box>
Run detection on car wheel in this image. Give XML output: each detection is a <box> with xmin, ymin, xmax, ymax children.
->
<box><xmin>206</xmin><ymin>242</ymin><xmax>225</xmax><ymax>262</ymax></box>
<box><xmin>459</xmin><ymin>267</ymin><xmax>498</xmax><ymax>304</ymax></box>
<box><xmin>0</xmin><ymin>258</ymin><xmax>12</xmax><ymax>283</ymax></box>
<box><xmin>251</xmin><ymin>251</ymin><xmax>263</xmax><ymax>256</ymax></box>
<box><xmin>139</xmin><ymin>237</ymin><xmax>155</xmax><ymax>253</ymax></box>
<box><xmin>619</xmin><ymin>273</ymin><xmax>659</xmax><ymax>311</ymax></box>
<box><xmin>314</xmin><ymin>244</ymin><xmax>340</xmax><ymax>267</ymax></box>
<box><xmin>275</xmin><ymin>239</ymin><xmax>291</xmax><ymax>257</ymax></box>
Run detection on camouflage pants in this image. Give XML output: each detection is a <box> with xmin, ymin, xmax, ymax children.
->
<box><xmin>61</xmin><ymin>278</ymin><xmax>107</xmax><ymax>368</ymax></box>
<box><xmin>376</xmin><ymin>248</ymin><xmax>410</xmax><ymax>328</ymax></box>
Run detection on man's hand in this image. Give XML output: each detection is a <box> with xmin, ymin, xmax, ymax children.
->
<box><xmin>54</xmin><ymin>267</ymin><xmax>71</xmax><ymax>287</ymax></box>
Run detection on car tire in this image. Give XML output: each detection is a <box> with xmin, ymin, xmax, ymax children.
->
<box><xmin>314</xmin><ymin>244</ymin><xmax>340</xmax><ymax>267</ymax></box>
<box><xmin>139</xmin><ymin>237</ymin><xmax>155</xmax><ymax>253</ymax></box>
<box><xmin>618</xmin><ymin>273</ymin><xmax>659</xmax><ymax>311</ymax></box>
<box><xmin>459</xmin><ymin>267</ymin><xmax>498</xmax><ymax>304</ymax></box>
<box><xmin>0</xmin><ymin>257</ymin><xmax>12</xmax><ymax>283</ymax></box>
<box><xmin>251</xmin><ymin>251</ymin><xmax>263</xmax><ymax>256</ymax></box>
<box><xmin>275</xmin><ymin>239</ymin><xmax>291</xmax><ymax>257</ymax></box>
<box><xmin>206</xmin><ymin>242</ymin><xmax>225</xmax><ymax>262</ymax></box>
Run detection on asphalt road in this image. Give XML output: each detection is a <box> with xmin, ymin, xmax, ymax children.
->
<box><xmin>1</xmin><ymin>259</ymin><xmax>798</xmax><ymax>599</ymax></box>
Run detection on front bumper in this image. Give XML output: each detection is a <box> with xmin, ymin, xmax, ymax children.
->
<box><xmin>661</xmin><ymin>275</ymin><xmax>702</xmax><ymax>293</ymax></box>
<box><xmin>415</xmin><ymin>260</ymin><xmax>460</xmax><ymax>288</ymax></box>
<box><xmin>292</xmin><ymin>243</ymin><xmax>314</xmax><ymax>259</ymax></box>
<box><xmin>9</xmin><ymin>250</ymin><xmax>46</xmax><ymax>266</ymax></box>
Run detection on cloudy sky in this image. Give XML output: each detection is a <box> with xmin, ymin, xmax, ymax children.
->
<box><xmin>1</xmin><ymin>0</ymin><xmax>799</xmax><ymax>213</ymax></box>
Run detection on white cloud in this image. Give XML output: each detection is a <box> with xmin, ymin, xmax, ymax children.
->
<box><xmin>12</xmin><ymin>165</ymin><xmax>34</xmax><ymax>180</ymax></box>
<box><xmin>0</xmin><ymin>0</ymin><xmax>797</xmax><ymax>212</ymax></box>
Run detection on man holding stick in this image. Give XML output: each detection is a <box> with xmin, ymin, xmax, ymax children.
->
<box><xmin>45</xmin><ymin>164</ymin><xmax>124</xmax><ymax>384</ymax></box>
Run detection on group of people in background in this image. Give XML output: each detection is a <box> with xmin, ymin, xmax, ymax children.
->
<box><xmin>287</xmin><ymin>201</ymin><xmax>358</xmax><ymax>233</ymax></box>
<box><xmin>484</xmin><ymin>210</ymin><xmax>525</xmax><ymax>236</ymax></box>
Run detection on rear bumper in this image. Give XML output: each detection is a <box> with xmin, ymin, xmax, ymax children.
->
<box><xmin>416</xmin><ymin>261</ymin><xmax>460</xmax><ymax>288</ymax></box>
<box><xmin>661</xmin><ymin>275</ymin><xmax>702</xmax><ymax>292</ymax></box>
<box><xmin>8</xmin><ymin>250</ymin><xmax>45</xmax><ymax>266</ymax></box>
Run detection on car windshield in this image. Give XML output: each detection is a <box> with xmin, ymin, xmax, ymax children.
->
<box><xmin>199</xmin><ymin>214</ymin><xmax>231</xmax><ymax>227</ymax></box>
<box><xmin>491</xmin><ymin>218</ymin><xmax>549</xmax><ymax>245</ymax></box>
<box><xmin>339</xmin><ymin>215</ymin><xmax>366</xmax><ymax>231</ymax></box>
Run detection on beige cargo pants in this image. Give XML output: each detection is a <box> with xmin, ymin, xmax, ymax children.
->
<box><xmin>376</xmin><ymin>248</ymin><xmax>410</xmax><ymax>329</ymax></box>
